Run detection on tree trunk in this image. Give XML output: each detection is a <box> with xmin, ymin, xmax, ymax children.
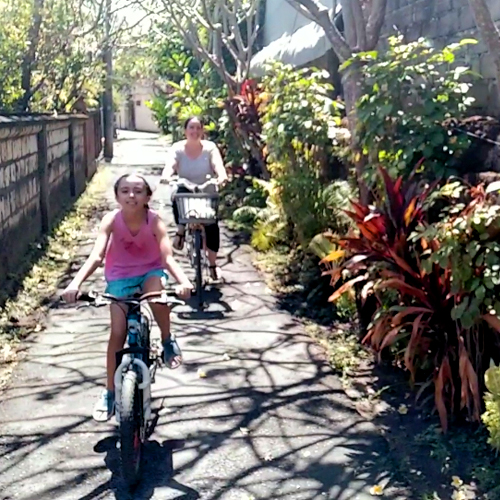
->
<box><xmin>342</xmin><ymin>63</ymin><xmax>370</xmax><ymax>203</ymax></box>
<box><xmin>468</xmin><ymin>0</ymin><xmax>500</xmax><ymax>102</ymax></box>
<box><xmin>103</xmin><ymin>0</ymin><xmax>114</xmax><ymax>161</ymax></box>
<box><xmin>18</xmin><ymin>0</ymin><xmax>44</xmax><ymax>112</ymax></box>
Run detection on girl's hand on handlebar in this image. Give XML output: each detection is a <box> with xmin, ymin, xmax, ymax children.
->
<box><xmin>61</xmin><ymin>284</ymin><xmax>80</xmax><ymax>304</ymax></box>
<box><xmin>175</xmin><ymin>283</ymin><xmax>192</xmax><ymax>300</ymax></box>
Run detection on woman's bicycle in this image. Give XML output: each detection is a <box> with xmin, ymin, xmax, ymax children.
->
<box><xmin>77</xmin><ymin>289</ymin><xmax>185</xmax><ymax>489</ymax></box>
<box><xmin>169</xmin><ymin>177</ymin><xmax>220</xmax><ymax>310</ymax></box>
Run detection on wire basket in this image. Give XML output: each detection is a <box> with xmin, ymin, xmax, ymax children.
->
<box><xmin>174</xmin><ymin>193</ymin><xmax>220</xmax><ymax>225</ymax></box>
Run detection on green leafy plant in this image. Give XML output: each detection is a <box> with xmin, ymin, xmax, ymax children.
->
<box><xmin>153</xmin><ymin>65</ymin><xmax>225</xmax><ymax>141</ymax></box>
<box><xmin>0</xmin><ymin>0</ymin><xmax>106</xmax><ymax>112</ymax></box>
<box><xmin>482</xmin><ymin>361</ymin><xmax>500</xmax><ymax>452</ymax></box>
<box><xmin>229</xmin><ymin>178</ymin><xmax>287</xmax><ymax>251</ymax></box>
<box><xmin>261</xmin><ymin>62</ymin><xmax>347</xmax><ymax>179</ymax></box>
<box><xmin>346</xmin><ymin>36</ymin><xmax>478</xmax><ymax>183</ymax></box>
<box><xmin>256</xmin><ymin>62</ymin><xmax>351</xmax><ymax>249</ymax></box>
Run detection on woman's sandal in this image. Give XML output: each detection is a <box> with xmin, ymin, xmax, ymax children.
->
<box><xmin>209</xmin><ymin>265</ymin><xmax>220</xmax><ymax>281</ymax></box>
<box><xmin>173</xmin><ymin>232</ymin><xmax>185</xmax><ymax>251</ymax></box>
<box><xmin>162</xmin><ymin>337</ymin><xmax>183</xmax><ymax>369</ymax></box>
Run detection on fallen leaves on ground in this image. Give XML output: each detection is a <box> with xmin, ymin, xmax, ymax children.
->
<box><xmin>369</xmin><ymin>484</ymin><xmax>384</xmax><ymax>496</ymax></box>
<box><xmin>197</xmin><ymin>368</ymin><xmax>207</xmax><ymax>378</ymax></box>
<box><xmin>1</xmin><ymin>344</ymin><xmax>16</xmax><ymax>363</ymax></box>
<box><xmin>398</xmin><ymin>404</ymin><xmax>408</xmax><ymax>415</ymax></box>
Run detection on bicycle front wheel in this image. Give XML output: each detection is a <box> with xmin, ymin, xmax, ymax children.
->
<box><xmin>119</xmin><ymin>369</ymin><xmax>143</xmax><ymax>489</ymax></box>
<box><xmin>194</xmin><ymin>229</ymin><xmax>204</xmax><ymax>308</ymax></box>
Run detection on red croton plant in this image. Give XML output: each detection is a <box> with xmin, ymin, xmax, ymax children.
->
<box><xmin>322</xmin><ymin>167</ymin><xmax>500</xmax><ymax>431</ymax></box>
<box><xmin>224</xmin><ymin>79</ymin><xmax>268</xmax><ymax>177</ymax></box>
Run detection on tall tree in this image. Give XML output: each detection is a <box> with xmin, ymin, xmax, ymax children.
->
<box><xmin>467</xmin><ymin>0</ymin><xmax>500</xmax><ymax>101</ymax></box>
<box><xmin>285</xmin><ymin>0</ymin><xmax>388</xmax><ymax>201</ymax></box>
<box><xmin>137</xmin><ymin>0</ymin><xmax>269</xmax><ymax>176</ymax></box>
<box><xmin>0</xmin><ymin>0</ymin><xmax>147</xmax><ymax>113</ymax></box>
<box><xmin>140</xmin><ymin>0</ymin><xmax>262</xmax><ymax>95</ymax></box>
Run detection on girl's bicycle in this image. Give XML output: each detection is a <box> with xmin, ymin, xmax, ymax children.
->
<box><xmin>170</xmin><ymin>177</ymin><xmax>220</xmax><ymax>310</ymax></box>
<box><xmin>77</xmin><ymin>289</ymin><xmax>185</xmax><ymax>489</ymax></box>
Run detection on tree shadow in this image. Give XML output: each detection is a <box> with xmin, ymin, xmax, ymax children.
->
<box><xmin>91</xmin><ymin>435</ymin><xmax>199</xmax><ymax>500</ymax></box>
<box><xmin>0</xmin><ymin>149</ymin><xmax>410</xmax><ymax>500</ymax></box>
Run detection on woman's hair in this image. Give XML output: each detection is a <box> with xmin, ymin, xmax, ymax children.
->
<box><xmin>184</xmin><ymin>116</ymin><xmax>204</xmax><ymax>129</ymax></box>
<box><xmin>113</xmin><ymin>174</ymin><xmax>152</xmax><ymax>208</ymax></box>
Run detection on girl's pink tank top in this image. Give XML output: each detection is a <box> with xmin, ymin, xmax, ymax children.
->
<box><xmin>104</xmin><ymin>209</ymin><xmax>163</xmax><ymax>281</ymax></box>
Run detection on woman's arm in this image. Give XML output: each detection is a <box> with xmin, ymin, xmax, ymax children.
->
<box><xmin>161</xmin><ymin>145</ymin><xmax>179</xmax><ymax>182</ymax></box>
<box><xmin>153</xmin><ymin>215</ymin><xmax>192</xmax><ymax>288</ymax></box>
<box><xmin>62</xmin><ymin>211</ymin><xmax>114</xmax><ymax>302</ymax></box>
<box><xmin>209</xmin><ymin>143</ymin><xmax>228</xmax><ymax>185</ymax></box>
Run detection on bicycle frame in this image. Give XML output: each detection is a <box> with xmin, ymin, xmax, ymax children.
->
<box><xmin>114</xmin><ymin>304</ymin><xmax>153</xmax><ymax>423</ymax></box>
<box><xmin>77</xmin><ymin>291</ymin><xmax>181</xmax><ymax>424</ymax></box>
<box><xmin>77</xmin><ymin>289</ymin><xmax>184</xmax><ymax>489</ymax></box>
<box><xmin>173</xmin><ymin>190</ymin><xmax>219</xmax><ymax>309</ymax></box>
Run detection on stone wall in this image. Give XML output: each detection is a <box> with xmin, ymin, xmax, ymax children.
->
<box><xmin>382</xmin><ymin>0</ymin><xmax>500</xmax><ymax>114</ymax></box>
<box><xmin>0</xmin><ymin>112</ymin><xmax>102</xmax><ymax>287</ymax></box>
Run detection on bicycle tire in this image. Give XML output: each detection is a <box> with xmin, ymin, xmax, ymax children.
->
<box><xmin>194</xmin><ymin>229</ymin><xmax>204</xmax><ymax>308</ymax></box>
<box><xmin>120</xmin><ymin>369</ymin><xmax>143</xmax><ymax>489</ymax></box>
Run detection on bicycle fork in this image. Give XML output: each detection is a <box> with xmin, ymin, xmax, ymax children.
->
<box><xmin>114</xmin><ymin>356</ymin><xmax>152</xmax><ymax>423</ymax></box>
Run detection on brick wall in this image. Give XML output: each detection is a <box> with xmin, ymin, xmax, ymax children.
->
<box><xmin>0</xmin><ymin>112</ymin><xmax>102</xmax><ymax>288</ymax></box>
<box><xmin>382</xmin><ymin>0</ymin><xmax>500</xmax><ymax>115</ymax></box>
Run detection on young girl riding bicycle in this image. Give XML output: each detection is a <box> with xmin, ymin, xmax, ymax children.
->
<box><xmin>61</xmin><ymin>173</ymin><xmax>193</xmax><ymax>422</ymax></box>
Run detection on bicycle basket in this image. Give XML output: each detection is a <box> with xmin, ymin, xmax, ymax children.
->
<box><xmin>175</xmin><ymin>192</ymin><xmax>219</xmax><ymax>225</ymax></box>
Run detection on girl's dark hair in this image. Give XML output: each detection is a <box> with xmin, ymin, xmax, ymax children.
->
<box><xmin>184</xmin><ymin>116</ymin><xmax>204</xmax><ymax>129</ymax></box>
<box><xmin>113</xmin><ymin>174</ymin><xmax>153</xmax><ymax>208</ymax></box>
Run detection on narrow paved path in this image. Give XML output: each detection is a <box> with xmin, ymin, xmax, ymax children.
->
<box><xmin>0</xmin><ymin>132</ymin><xmax>402</xmax><ymax>500</ymax></box>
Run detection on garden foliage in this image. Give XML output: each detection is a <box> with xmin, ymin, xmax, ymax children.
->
<box><xmin>320</xmin><ymin>169</ymin><xmax>500</xmax><ymax>430</ymax></box>
<box><xmin>346</xmin><ymin>36</ymin><xmax>478</xmax><ymax>184</ymax></box>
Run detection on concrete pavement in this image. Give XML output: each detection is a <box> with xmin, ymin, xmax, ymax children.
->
<box><xmin>0</xmin><ymin>131</ymin><xmax>405</xmax><ymax>500</ymax></box>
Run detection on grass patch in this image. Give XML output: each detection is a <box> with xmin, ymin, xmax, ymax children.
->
<box><xmin>304</xmin><ymin>322</ymin><xmax>367</xmax><ymax>376</ymax></box>
<box><xmin>0</xmin><ymin>168</ymin><xmax>110</xmax><ymax>388</ymax></box>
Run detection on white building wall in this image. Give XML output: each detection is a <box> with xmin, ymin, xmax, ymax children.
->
<box><xmin>262</xmin><ymin>0</ymin><xmax>335</xmax><ymax>45</ymax></box>
<box><xmin>132</xmin><ymin>83</ymin><xmax>159</xmax><ymax>133</ymax></box>
<box><xmin>114</xmin><ymin>82</ymin><xmax>160</xmax><ymax>133</ymax></box>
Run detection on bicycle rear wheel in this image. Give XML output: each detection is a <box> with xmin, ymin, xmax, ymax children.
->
<box><xmin>194</xmin><ymin>229</ymin><xmax>204</xmax><ymax>308</ymax></box>
<box><xmin>120</xmin><ymin>369</ymin><xmax>143</xmax><ymax>489</ymax></box>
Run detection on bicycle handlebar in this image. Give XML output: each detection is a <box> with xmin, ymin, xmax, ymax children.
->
<box><xmin>77</xmin><ymin>289</ymin><xmax>191</xmax><ymax>307</ymax></box>
<box><xmin>161</xmin><ymin>176</ymin><xmax>219</xmax><ymax>192</ymax></box>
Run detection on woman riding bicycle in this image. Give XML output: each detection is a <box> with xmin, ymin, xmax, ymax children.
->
<box><xmin>161</xmin><ymin>116</ymin><xmax>228</xmax><ymax>281</ymax></box>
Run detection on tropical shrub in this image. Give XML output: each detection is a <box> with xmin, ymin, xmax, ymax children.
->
<box><xmin>253</xmin><ymin>62</ymin><xmax>351</xmax><ymax>249</ymax></box>
<box><xmin>221</xmin><ymin>78</ymin><xmax>267</xmax><ymax>173</ymax></box>
<box><xmin>261</xmin><ymin>62</ymin><xmax>347</xmax><ymax>180</ymax></box>
<box><xmin>321</xmin><ymin>168</ymin><xmax>500</xmax><ymax>431</ymax></box>
<box><xmin>346</xmin><ymin>36</ymin><xmax>478</xmax><ymax>183</ymax></box>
